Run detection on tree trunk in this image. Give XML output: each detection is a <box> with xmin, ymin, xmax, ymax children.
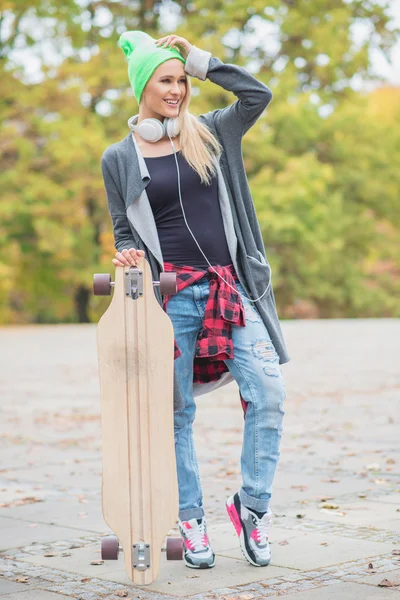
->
<box><xmin>75</xmin><ymin>285</ymin><xmax>90</xmax><ymax>323</ymax></box>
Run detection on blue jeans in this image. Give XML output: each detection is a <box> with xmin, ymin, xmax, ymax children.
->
<box><xmin>166</xmin><ymin>277</ymin><xmax>286</xmax><ymax>521</ymax></box>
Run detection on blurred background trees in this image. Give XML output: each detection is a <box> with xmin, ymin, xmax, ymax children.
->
<box><xmin>0</xmin><ymin>0</ymin><xmax>399</xmax><ymax>323</ymax></box>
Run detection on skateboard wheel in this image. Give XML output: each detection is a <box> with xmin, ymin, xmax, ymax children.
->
<box><xmin>159</xmin><ymin>272</ymin><xmax>177</xmax><ymax>296</ymax></box>
<box><xmin>93</xmin><ymin>273</ymin><xmax>112</xmax><ymax>296</ymax></box>
<box><xmin>101</xmin><ymin>535</ymin><xmax>119</xmax><ymax>560</ymax></box>
<box><xmin>166</xmin><ymin>536</ymin><xmax>184</xmax><ymax>560</ymax></box>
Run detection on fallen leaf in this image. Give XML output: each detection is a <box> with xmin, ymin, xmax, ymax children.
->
<box><xmin>296</xmin><ymin>514</ymin><xmax>305</xmax><ymax>519</ymax></box>
<box><xmin>392</xmin><ymin>550</ymin><xmax>400</xmax><ymax>555</ymax></box>
<box><xmin>378</xmin><ymin>578</ymin><xmax>399</xmax><ymax>587</ymax></box>
<box><xmin>320</xmin><ymin>509</ymin><xmax>346</xmax><ymax>516</ymax></box>
<box><xmin>14</xmin><ymin>578</ymin><xmax>29</xmax><ymax>583</ymax></box>
<box><xmin>239</xmin><ymin>595</ymin><xmax>255</xmax><ymax>600</ymax></box>
<box><xmin>278</xmin><ymin>540</ymin><xmax>289</xmax><ymax>546</ymax></box>
<box><xmin>90</xmin><ymin>560</ymin><xmax>104</xmax><ymax>565</ymax></box>
<box><xmin>81</xmin><ymin>578</ymin><xmax>91</xmax><ymax>582</ymax></box>
<box><xmin>320</xmin><ymin>503</ymin><xmax>339</xmax><ymax>509</ymax></box>
<box><xmin>358</xmin><ymin>494</ymin><xmax>367</xmax><ymax>498</ymax></box>
<box><xmin>366</xmin><ymin>463</ymin><xmax>380</xmax><ymax>470</ymax></box>
<box><xmin>0</xmin><ymin>497</ymin><xmax>43</xmax><ymax>509</ymax></box>
<box><xmin>320</xmin><ymin>542</ymin><xmax>329</xmax><ymax>546</ymax></box>
<box><xmin>322</xmin><ymin>478</ymin><xmax>340</xmax><ymax>483</ymax></box>
<box><xmin>43</xmin><ymin>553</ymin><xmax>57</xmax><ymax>558</ymax></box>
<box><xmin>61</xmin><ymin>552</ymin><xmax>71</xmax><ymax>557</ymax></box>
<box><xmin>372</xmin><ymin>479</ymin><xmax>386</xmax><ymax>485</ymax></box>
<box><xmin>115</xmin><ymin>592</ymin><xmax>129</xmax><ymax>598</ymax></box>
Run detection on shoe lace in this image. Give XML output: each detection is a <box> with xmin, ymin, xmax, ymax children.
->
<box><xmin>185</xmin><ymin>520</ymin><xmax>207</xmax><ymax>551</ymax></box>
<box><xmin>254</xmin><ymin>513</ymin><xmax>272</xmax><ymax>544</ymax></box>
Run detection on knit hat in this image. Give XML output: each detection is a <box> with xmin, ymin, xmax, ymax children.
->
<box><xmin>118</xmin><ymin>31</ymin><xmax>186</xmax><ymax>104</ymax></box>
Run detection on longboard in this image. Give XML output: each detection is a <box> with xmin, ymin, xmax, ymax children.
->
<box><xmin>94</xmin><ymin>259</ymin><xmax>183</xmax><ymax>585</ymax></box>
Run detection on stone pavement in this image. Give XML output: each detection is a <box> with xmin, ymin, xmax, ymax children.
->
<box><xmin>0</xmin><ymin>319</ymin><xmax>399</xmax><ymax>600</ymax></box>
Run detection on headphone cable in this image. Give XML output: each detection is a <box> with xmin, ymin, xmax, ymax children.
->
<box><xmin>168</xmin><ymin>136</ymin><xmax>271</xmax><ymax>304</ymax></box>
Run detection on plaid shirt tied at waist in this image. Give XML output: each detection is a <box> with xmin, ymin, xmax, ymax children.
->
<box><xmin>162</xmin><ymin>262</ymin><xmax>246</xmax><ymax>385</ymax></box>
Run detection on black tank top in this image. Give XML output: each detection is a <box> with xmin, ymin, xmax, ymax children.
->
<box><xmin>143</xmin><ymin>151</ymin><xmax>232</xmax><ymax>269</ymax></box>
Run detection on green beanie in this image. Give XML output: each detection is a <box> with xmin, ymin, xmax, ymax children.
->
<box><xmin>118</xmin><ymin>31</ymin><xmax>186</xmax><ymax>104</ymax></box>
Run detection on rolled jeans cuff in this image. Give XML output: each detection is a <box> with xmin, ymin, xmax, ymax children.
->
<box><xmin>178</xmin><ymin>506</ymin><xmax>205</xmax><ymax>521</ymax></box>
<box><xmin>239</xmin><ymin>488</ymin><xmax>270</xmax><ymax>513</ymax></box>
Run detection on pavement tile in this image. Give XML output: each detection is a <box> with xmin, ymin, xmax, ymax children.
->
<box><xmin>0</xmin><ymin>591</ymin><xmax>73</xmax><ymax>600</ymax></box>
<box><xmin>372</xmin><ymin>519</ymin><xmax>400</xmax><ymax>534</ymax></box>
<box><xmin>17</xmin><ymin>545</ymin><xmax>121</xmax><ymax>578</ymax></box>
<box><xmin>0</xmin><ymin>497</ymin><xmax>109</xmax><ymax>534</ymax></box>
<box><xmin>368</xmin><ymin>494</ymin><xmax>400</xmax><ymax>506</ymax></box>
<box><xmin>348</xmin><ymin>566</ymin><xmax>400</xmax><ymax>586</ymax></box>
<box><xmin>280</xmin><ymin>500</ymin><xmax>400</xmax><ymax>527</ymax></box>
<box><xmin>0</xmin><ymin>579</ymin><xmax>39</xmax><ymax>596</ymax></box>
<box><xmin>96</xmin><ymin>555</ymin><xmax>288</xmax><ymax>596</ymax></box>
<box><xmin>218</xmin><ymin>531</ymin><xmax>394</xmax><ymax>570</ymax></box>
<box><xmin>1</xmin><ymin>465</ymin><xmax>102</xmax><ymax>491</ymax></box>
<box><xmin>274</xmin><ymin>580</ymin><xmax>400</xmax><ymax>599</ymax></box>
<box><xmin>0</xmin><ymin>517</ymin><xmax>95</xmax><ymax>552</ymax></box>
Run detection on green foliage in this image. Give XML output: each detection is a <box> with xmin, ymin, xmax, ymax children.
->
<box><xmin>0</xmin><ymin>0</ymin><xmax>399</xmax><ymax>322</ymax></box>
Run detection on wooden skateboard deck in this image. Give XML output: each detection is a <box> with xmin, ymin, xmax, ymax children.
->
<box><xmin>96</xmin><ymin>259</ymin><xmax>180</xmax><ymax>585</ymax></box>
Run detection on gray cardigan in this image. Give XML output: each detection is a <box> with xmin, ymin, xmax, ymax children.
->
<box><xmin>101</xmin><ymin>46</ymin><xmax>291</xmax><ymax>411</ymax></box>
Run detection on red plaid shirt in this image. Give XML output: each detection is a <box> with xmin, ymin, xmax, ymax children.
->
<box><xmin>162</xmin><ymin>262</ymin><xmax>246</xmax><ymax>385</ymax></box>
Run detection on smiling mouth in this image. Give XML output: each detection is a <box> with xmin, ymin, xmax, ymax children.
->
<box><xmin>164</xmin><ymin>100</ymin><xmax>179</xmax><ymax>106</ymax></box>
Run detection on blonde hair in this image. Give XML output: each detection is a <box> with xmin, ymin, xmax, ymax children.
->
<box><xmin>177</xmin><ymin>78</ymin><xmax>222</xmax><ymax>185</ymax></box>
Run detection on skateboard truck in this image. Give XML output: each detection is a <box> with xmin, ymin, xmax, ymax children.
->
<box><xmin>93</xmin><ymin>267</ymin><xmax>177</xmax><ymax>297</ymax></box>
<box><xmin>132</xmin><ymin>542</ymin><xmax>151</xmax><ymax>570</ymax></box>
<box><xmin>125</xmin><ymin>268</ymin><xmax>143</xmax><ymax>300</ymax></box>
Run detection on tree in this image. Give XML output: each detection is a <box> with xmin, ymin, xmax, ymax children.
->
<box><xmin>0</xmin><ymin>0</ymin><xmax>399</xmax><ymax>322</ymax></box>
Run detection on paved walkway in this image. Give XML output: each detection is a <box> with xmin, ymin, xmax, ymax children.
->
<box><xmin>0</xmin><ymin>319</ymin><xmax>399</xmax><ymax>599</ymax></box>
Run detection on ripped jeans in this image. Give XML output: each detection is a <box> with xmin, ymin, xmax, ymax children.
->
<box><xmin>166</xmin><ymin>277</ymin><xmax>286</xmax><ymax>522</ymax></box>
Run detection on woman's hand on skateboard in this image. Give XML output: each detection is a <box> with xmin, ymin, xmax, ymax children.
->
<box><xmin>112</xmin><ymin>248</ymin><xmax>145</xmax><ymax>267</ymax></box>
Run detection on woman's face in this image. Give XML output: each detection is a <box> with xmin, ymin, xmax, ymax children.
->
<box><xmin>141</xmin><ymin>59</ymin><xmax>187</xmax><ymax>121</ymax></box>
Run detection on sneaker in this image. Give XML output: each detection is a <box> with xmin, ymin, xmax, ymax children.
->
<box><xmin>226</xmin><ymin>492</ymin><xmax>272</xmax><ymax>567</ymax></box>
<box><xmin>178</xmin><ymin>517</ymin><xmax>215</xmax><ymax>569</ymax></box>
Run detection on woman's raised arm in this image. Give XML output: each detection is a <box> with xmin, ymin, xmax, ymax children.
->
<box><xmin>185</xmin><ymin>46</ymin><xmax>272</xmax><ymax>136</ymax></box>
<box><xmin>155</xmin><ymin>34</ymin><xmax>272</xmax><ymax>136</ymax></box>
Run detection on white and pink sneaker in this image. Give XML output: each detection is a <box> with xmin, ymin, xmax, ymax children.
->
<box><xmin>226</xmin><ymin>493</ymin><xmax>272</xmax><ymax>567</ymax></box>
<box><xmin>178</xmin><ymin>517</ymin><xmax>215</xmax><ymax>569</ymax></box>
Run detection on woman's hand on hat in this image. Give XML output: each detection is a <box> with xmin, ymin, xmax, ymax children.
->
<box><xmin>112</xmin><ymin>248</ymin><xmax>145</xmax><ymax>267</ymax></box>
<box><xmin>155</xmin><ymin>35</ymin><xmax>192</xmax><ymax>60</ymax></box>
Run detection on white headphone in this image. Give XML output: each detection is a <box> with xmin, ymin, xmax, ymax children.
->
<box><xmin>128</xmin><ymin>114</ymin><xmax>180</xmax><ymax>143</ymax></box>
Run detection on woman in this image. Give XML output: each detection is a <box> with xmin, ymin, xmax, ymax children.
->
<box><xmin>101</xmin><ymin>30</ymin><xmax>290</xmax><ymax>570</ymax></box>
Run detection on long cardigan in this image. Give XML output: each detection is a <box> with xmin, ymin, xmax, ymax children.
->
<box><xmin>101</xmin><ymin>46</ymin><xmax>291</xmax><ymax>411</ymax></box>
